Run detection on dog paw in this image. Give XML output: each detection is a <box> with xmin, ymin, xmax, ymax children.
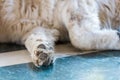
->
<box><xmin>32</xmin><ymin>43</ymin><xmax>54</xmax><ymax>67</ymax></box>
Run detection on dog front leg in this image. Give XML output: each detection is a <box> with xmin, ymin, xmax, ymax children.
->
<box><xmin>22</xmin><ymin>27</ymin><xmax>59</xmax><ymax>67</ymax></box>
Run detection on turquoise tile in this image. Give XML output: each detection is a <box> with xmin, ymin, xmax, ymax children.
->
<box><xmin>0</xmin><ymin>51</ymin><xmax>120</xmax><ymax>80</ymax></box>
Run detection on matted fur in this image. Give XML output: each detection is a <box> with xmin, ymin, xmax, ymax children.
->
<box><xmin>0</xmin><ymin>0</ymin><xmax>120</xmax><ymax>67</ymax></box>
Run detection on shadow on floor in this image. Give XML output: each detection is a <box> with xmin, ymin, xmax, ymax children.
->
<box><xmin>0</xmin><ymin>43</ymin><xmax>25</xmax><ymax>53</ymax></box>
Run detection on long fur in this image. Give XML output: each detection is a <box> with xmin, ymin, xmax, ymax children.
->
<box><xmin>0</xmin><ymin>0</ymin><xmax>120</xmax><ymax>66</ymax></box>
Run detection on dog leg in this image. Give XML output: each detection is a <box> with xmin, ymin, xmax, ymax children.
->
<box><xmin>68</xmin><ymin>23</ymin><xmax>120</xmax><ymax>50</ymax></box>
<box><xmin>66</xmin><ymin>0</ymin><xmax>120</xmax><ymax>50</ymax></box>
<box><xmin>23</xmin><ymin>27</ymin><xmax>59</xmax><ymax>67</ymax></box>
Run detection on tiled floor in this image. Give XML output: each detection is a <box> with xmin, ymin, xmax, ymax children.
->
<box><xmin>0</xmin><ymin>43</ymin><xmax>120</xmax><ymax>80</ymax></box>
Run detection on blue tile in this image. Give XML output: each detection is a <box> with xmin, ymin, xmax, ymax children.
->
<box><xmin>0</xmin><ymin>51</ymin><xmax>120</xmax><ymax>80</ymax></box>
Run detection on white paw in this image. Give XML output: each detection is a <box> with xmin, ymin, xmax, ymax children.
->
<box><xmin>32</xmin><ymin>43</ymin><xmax>54</xmax><ymax>67</ymax></box>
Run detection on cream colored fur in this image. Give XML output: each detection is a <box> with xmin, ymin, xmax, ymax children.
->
<box><xmin>0</xmin><ymin>0</ymin><xmax>120</xmax><ymax>67</ymax></box>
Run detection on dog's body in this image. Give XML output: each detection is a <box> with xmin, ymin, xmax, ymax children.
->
<box><xmin>0</xmin><ymin>0</ymin><xmax>120</xmax><ymax>67</ymax></box>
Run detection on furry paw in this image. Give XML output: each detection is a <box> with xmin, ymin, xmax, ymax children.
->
<box><xmin>32</xmin><ymin>43</ymin><xmax>54</xmax><ymax>67</ymax></box>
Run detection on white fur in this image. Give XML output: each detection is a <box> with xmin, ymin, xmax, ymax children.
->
<box><xmin>0</xmin><ymin>0</ymin><xmax>120</xmax><ymax>66</ymax></box>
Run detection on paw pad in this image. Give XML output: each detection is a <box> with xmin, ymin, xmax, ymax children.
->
<box><xmin>37</xmin><ymin>44</ymin><xmax>46</xmax><ymax>49</ymax></box>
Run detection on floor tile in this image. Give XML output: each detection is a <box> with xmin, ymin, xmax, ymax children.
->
<box><xmin>0</xmin><ymin>43</ymin><xmax>96</xmax><ymax>67</ymax></box>
<box><xmin>0</xmin><ymin>43</ymin><xmax>120</xmax><ymax>80</ymax></box>
<box><xmin>0</xmin><ymin>51</ymin><xmax>120</xmax><ymax>80</ymax></box>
